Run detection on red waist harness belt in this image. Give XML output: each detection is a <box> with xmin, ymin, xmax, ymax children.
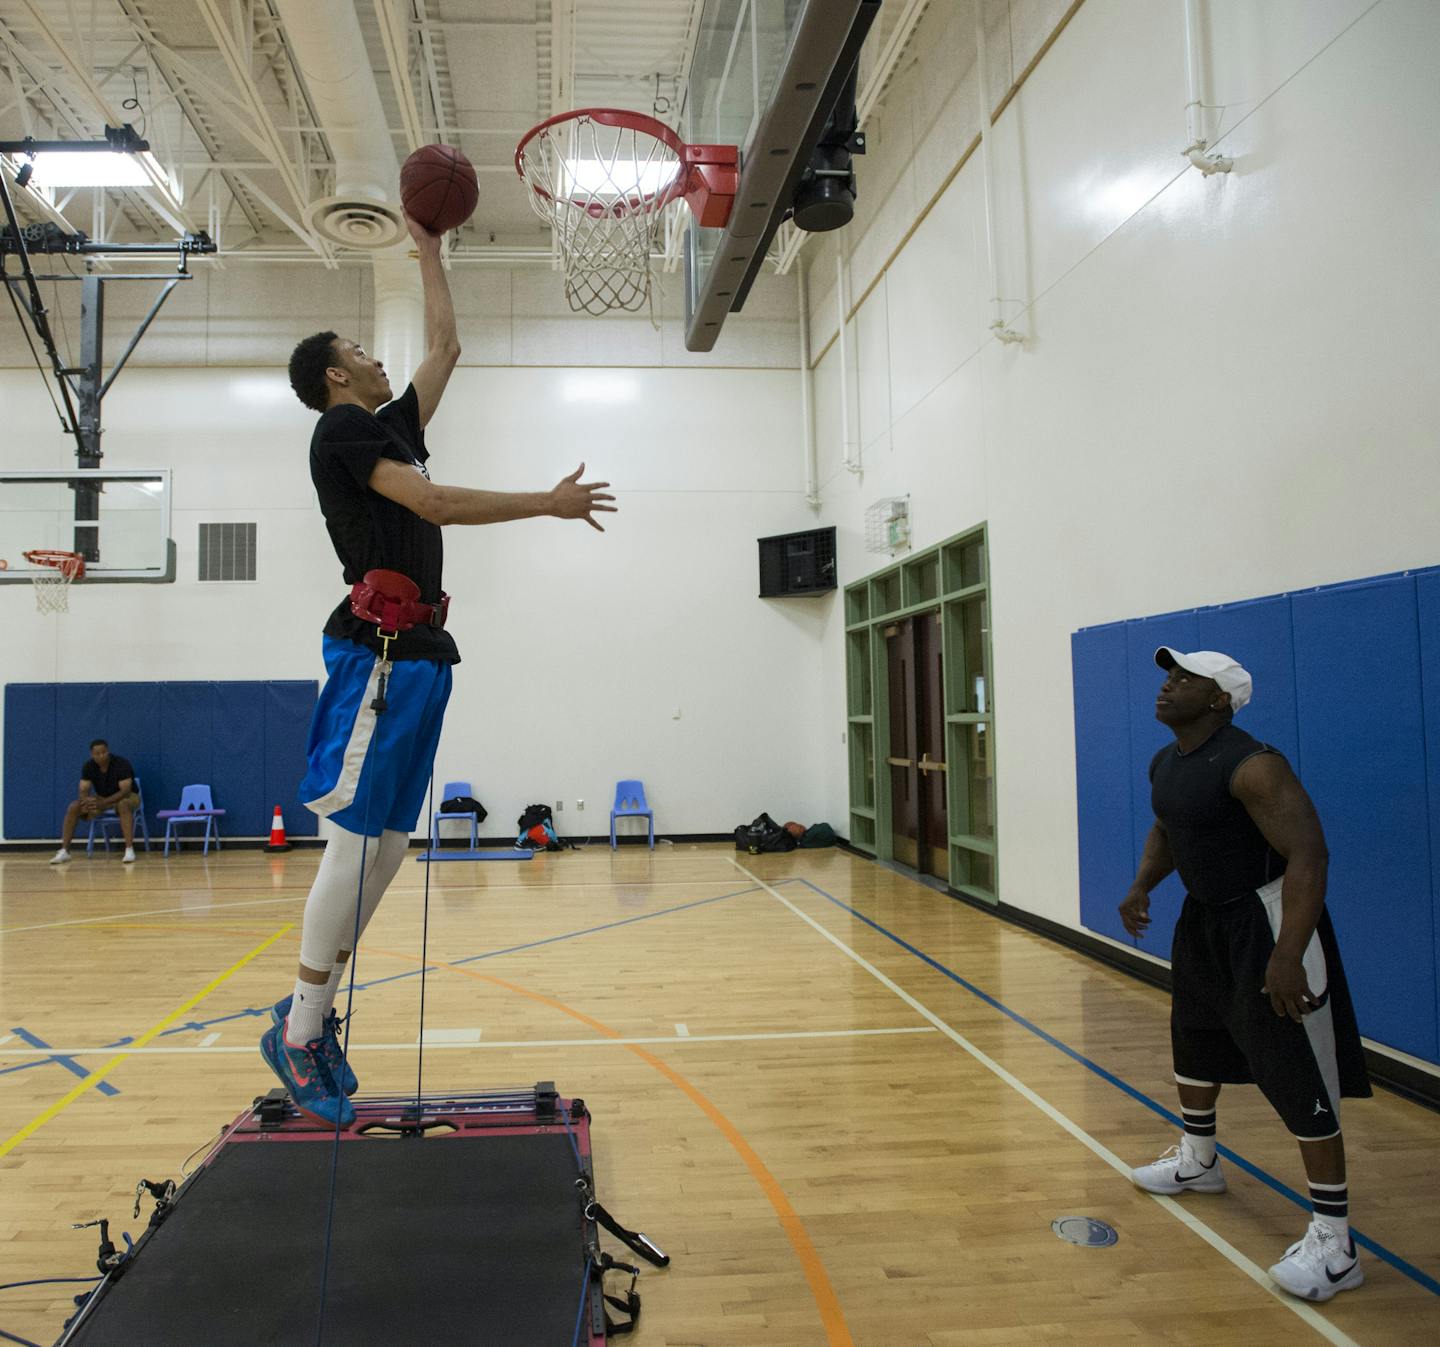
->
<box><xmin>349</xmin><ymin>569</ymin><xmax>450</xmax><ymax>636</ymax></box>
<box><xmin>348</xmin><ymin>569</ymin><xmax>450</xmax><ymax>713</ymax></box>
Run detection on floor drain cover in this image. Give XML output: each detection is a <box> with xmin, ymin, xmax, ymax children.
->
<box><xmin>1051</xmin><ymin>1216</ymin><xmax>1118</xmax><ymax>1247</ymax></box>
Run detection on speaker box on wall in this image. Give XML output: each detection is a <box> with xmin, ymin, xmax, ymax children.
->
<box><xmin>758</xmin><ymin>527</ymin><xmax>837</xmax><ymax>598</ymax></box>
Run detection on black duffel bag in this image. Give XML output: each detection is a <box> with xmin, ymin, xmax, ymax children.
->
<box><xmin>733</xmin><ymin>812</ymin><xmax>797</xmax><ymax>855</ymax></box>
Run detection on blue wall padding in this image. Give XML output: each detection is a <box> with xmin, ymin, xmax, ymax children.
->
<box><xmin>265</xmin><ymin>682</ymin><xmax>317</xmax><ymax>840</ymax></box>
<box><xmin>3</xmin><ymin>685</ymin><xmax>56</xmax><ymax>838</ymax></box>
<box><xmin>3</xmin><ymin>681</ymin><xmax>318</xmax><ymax>840</ymax></box>
<box><xmin>1070</xmin><ymin>623</ymin><xmax>1133</xmax><ymax>946</ymax></box>
<box><xmin>1292</xmin><ymin>577</ymin><xmax>1436</xmax><ymax>1061</ymax></box>
<box><xmin>1418</xmin><ymin>572</ymin><xmax>1440</xmax><ymax>1052</ymax></box>
<box><xmin>1073</xmin><ymin>565</ymin><xmax>1440</xmax><ymax>1065</ymax></box>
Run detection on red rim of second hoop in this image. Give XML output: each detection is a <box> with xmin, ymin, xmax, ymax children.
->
<box><xmin>23</xmin><ymin>548</ymin><xmax>85</xmax><ymax>579</ymax></box>
<box><xmin>515</xmin><ymin>107</ymin><xmax>691</xmax><ymax>214</ymax></box>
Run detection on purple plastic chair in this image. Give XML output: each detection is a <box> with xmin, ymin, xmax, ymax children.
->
<box><xmin>158</xmin><ymin>784</ymin><xmax>226</xmax><ymax>856</ymax></box>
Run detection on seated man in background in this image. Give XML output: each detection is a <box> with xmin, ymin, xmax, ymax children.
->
<box><xmin>50</xmin><ymin>739</ymin><xmax>140</xmax><ymax>865</ymax></box>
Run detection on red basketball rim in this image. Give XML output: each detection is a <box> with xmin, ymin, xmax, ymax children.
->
<box><xmin>515</xmin><ymin>107</ymin><xmax>690</xmax><ymax>214</ymax></box>
<box><xmin>23</xmin><ymin>548</ymin><xmax>85</xmax><ymax>578</ymax></box>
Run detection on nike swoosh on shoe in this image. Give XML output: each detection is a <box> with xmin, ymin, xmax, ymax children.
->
<box><xmin>1325</xmin><ymin>1259</ymin><xmax>1358</xmax><ymax>1284</ymax></box>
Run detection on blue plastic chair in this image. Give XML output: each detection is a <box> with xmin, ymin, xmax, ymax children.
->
<box><xmin>431</xmin><ymin>780</ymin><xmax>481</xmax><ymax>851</ymax></box>
<box><xmin>86</xmin><ymin>776</ymin><xmax>151</xmax><ymax>855</ymax></box>
<box><xmin>159</xmin><ymin>784</ymin><xmax>225</xmax><ymax>856</ymax></box>
<box><xmin>610</xmin><ymin>780</ymin><xmax>654</xmax><ymax>849</ymax></box>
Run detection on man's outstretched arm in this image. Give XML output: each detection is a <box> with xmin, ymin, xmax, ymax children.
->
<box><xmin>369</xmin><ymin>458</ymin><xmax>617</xmax><ymax>531</ymax></box>
<box><xmin>406</xmin><ymin>213</ymin><xmax>460</xmax><ymax>428</ymax></box>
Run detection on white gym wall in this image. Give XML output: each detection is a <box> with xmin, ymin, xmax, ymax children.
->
<box><xmin>1</xmin><ymin>270</ymin><xmax>820</xmax><ymax>839</ymax></box>
<box><xmin>805</xmin><ymin>0</ymin><xmax>1440</xmax><ymax>929</ymax></box>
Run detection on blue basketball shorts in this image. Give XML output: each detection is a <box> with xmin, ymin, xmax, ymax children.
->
<box><xmin>299</xmin><ymin>636</ymin><xmax>453</xmax><ymax>838</ymax></box>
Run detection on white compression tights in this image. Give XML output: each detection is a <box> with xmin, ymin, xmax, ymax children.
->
<box><xmin>297</xmin><ymin>828</ymin><xmax>410</xmax><ymax>975</ymax></box>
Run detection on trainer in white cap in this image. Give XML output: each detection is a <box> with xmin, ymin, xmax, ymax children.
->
<box><xmin>1154</xmin><ymin>648</ymin><xmax>1253</xmax><ymax>713</ymax></box>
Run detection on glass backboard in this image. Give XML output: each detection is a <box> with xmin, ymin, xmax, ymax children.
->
<box><xmin>0</xmin><ymin>469</ymin><xmax>174</xmax><ymax>583</ymax></box>
<box><xmin>683</xmin><ymin>0</ymin><xmax>879</xmax><ymax>350</ymax></box>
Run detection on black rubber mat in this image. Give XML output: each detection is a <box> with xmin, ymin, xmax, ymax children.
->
<box><xmin>64</xmin><ymin>1132</ymin><xmax>590</xmax><ymax>1346</ymax></box>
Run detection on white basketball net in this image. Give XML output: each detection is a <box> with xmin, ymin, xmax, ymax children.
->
<box><xmin>518</xmin><ymin>114</ymin><xmax>683</xmax><ymax>317</ymax></box>
<box><xmin>32</xmin><ymin>571</ymin><xmax>74</xmax><ymax>613</ymax></box>
<box><xmin>27</xmin><ymin>553</ymin><xmax>82</xmax><ymax>613</ymax></box>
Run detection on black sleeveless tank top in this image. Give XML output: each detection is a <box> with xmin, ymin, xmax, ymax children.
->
<box><xmin>1149</xmin><ymin>723</ymin><xmax>1287</xmax><ymax>905</ymax></box>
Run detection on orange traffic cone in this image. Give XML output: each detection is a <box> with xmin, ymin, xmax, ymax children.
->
<box><xmin>265</xmin><ymin>805</ymin><xmax>292</xmax><ymax>853</ymax></box>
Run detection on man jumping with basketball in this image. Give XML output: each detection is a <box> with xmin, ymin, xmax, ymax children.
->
<box><xmin>1121</xmin><ymin>648</ymin><xmax>1371</xmax><ymax>1302</ymax></box>
<box><xmin>264</xmin><ymin>211</ymin><xmax>615</xmax><ymax>1126</ymax></box>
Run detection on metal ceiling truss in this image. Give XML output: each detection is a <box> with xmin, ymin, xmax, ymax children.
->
<box><xmin>0</xmin><ymin>0</ymin><xmax>760</xmax><ymax>270</ymax></box>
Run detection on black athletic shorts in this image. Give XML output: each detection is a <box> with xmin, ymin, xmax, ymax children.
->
<box><xmin>1170</xmin><ymin>879</ymin><xmax>1369</xmax><ymax>1140</ymax></box>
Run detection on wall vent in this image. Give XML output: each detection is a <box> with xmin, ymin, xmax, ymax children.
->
<box><xmin>198</xmin><ymin>522</ymin><xmax>256</xmax><ymax>582</ymax></box>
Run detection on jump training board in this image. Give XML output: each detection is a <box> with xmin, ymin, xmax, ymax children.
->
<box><xmin>59</xmin><ymin>1087</ymin><xmax>643</xmax><ymax>1346</ymax></box>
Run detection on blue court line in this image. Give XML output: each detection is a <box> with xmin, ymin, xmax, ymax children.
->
<box><xmin>13</xmin><ymin>885</ymin><xmax>764</xmax><ymax>1058</ymax></box>
<box><xmin>789</xmin><ymin>877</ymin><xmax>1440</xmax><ymax>1299</ymax></box>
<box><xmin>3</xmin><ymin>1027</ymin><xmax>120</xmax><ymax>1096</ymax></box>
<box><xmin>449</xmin><ymin>888</ymin><xmax>758</xmax><ymax>967</ymax></box>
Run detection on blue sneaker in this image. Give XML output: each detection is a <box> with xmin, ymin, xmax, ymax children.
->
<box><xmin>270</xmin><ymin>996</ymin><xmax>359</xmax><ymax>1096</ymax></box>
<box><xmin>259</xmin><ymin>1022</ymin><xmax>355</xmax><ymax>1128</ymax></box>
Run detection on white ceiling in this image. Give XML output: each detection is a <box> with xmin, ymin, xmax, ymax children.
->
<box><xmin>0</xmin><ymin>0</ymin><xmax>925</xmax><ymax>266</ymax></box>
<box><xmin>0</xmin><ymin>0</ymin><xmax>705</xmax><ymax>261</ymax></box>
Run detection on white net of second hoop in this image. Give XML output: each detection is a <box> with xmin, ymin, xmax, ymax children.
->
<box><xmin>519</xmin><ymin>115</ymin><xmax>682</xmax><ymax>317</ymax></box>
<box><xmin>32</xmin><ymin>572</ymin><xmax>73</xmax><ymax>613</ymax></box>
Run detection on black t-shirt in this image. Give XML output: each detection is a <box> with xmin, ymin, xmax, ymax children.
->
<box><xmin>1149</xmin><ymin>723</ymin><xmax>1287</xmax><ymax>905</ymax></box>
<box><xmin>81</xmin><ymin>755</ymin><xmax>135</xmax><ymax>798</ymax></box>
<box><xmin>309</xmin><ymin>384</ymin><xmax>460</xmax><ymax>663</ymax></box>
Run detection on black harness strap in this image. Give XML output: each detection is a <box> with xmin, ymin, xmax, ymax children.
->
<box><xmin>593</xmin><ymin>1252</ymin><xmax>642</xmax><ymax>1336</ymax></box>
<box><xmin>587</xmin><ymin>1199</ymin><xmax>669</xmax><ymax>1268</ymax></box>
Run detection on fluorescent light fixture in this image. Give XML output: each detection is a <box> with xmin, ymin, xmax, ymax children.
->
<box><xmin>26</xmin><ymin>150</ymin><xmax>152</xmax><ymax>188</ymax></box>
<box><xmin>559</xmin><ymin>159</ymin><xmax>678</xmax><ymax>199</ymax></box>
<box><xmin>561</xmin><ymin>375</ymin><xmax>640</xmax><ymax>405</ymax></box>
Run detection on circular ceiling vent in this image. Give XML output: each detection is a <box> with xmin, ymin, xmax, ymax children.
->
<box><xmin>305</xmin><ymin>196</ymin><xmax>405</xmax><ymax>250</ymax></box>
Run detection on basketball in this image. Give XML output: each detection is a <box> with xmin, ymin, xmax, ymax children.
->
<box><xmin>400</xmin><ymin>143</ymin><xmax>478</xmax><ymax>233</ymax></box>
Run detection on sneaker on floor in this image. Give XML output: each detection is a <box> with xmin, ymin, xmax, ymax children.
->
<box><xmin>259</xmin><ymin>1022</ymin><xmax>355</xmax><ymax>1128</ymax></box>
<box><xmin>122</xmin><ymin>847</ymin><xmax>137</xmax><ymax>864</ymax></box>
<box><xmin>49</xmin><ymin>848</ymin><xmax>72</xmax><ymax>865</ymax></box>
<box><xmin>270</xmin><ymin>996</ymin><xmax>358</xmax><ymax>1096</ymax></box>
<box><xmin>1130</xmin><ymin>1136</ymin><xmax>1226</xmax><ymax>1195</ymax></box>
<box><xmin>1269</xmin><ymin>1220</ymin><xmax>1363</xmax><ymax>1301</ymax></box>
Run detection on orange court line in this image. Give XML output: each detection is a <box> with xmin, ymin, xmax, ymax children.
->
<box><xmin>407</xmin><ymin>954</ymin><xmax>856</xmax><ymax>1347</ymax></box>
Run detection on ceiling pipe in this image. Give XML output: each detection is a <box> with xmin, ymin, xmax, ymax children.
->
<box><xmin>271</xmin><ymin>0</ymin><xmax>422</xmax><ymax>377</ymax></box>
<box><xmin>1182</xmin><ymin>0</ymin><xmax>1232</xmax><ymax>174</ymax></box>
<box><xmin>972</xmin><ymin>0</ymin><xmax>1024</xmax><ymax>346</ymax></box>
<box><xmin>272</xmin><ymin>0</ymin><xmax>406</xmax><ymax>251</ymax></box>
<box><xmin>798</xmin><ymin>261</ymin><xmax>820</xmax><ymax>508</ymax></box>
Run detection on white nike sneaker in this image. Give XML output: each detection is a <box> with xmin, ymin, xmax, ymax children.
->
<box><xmin>49</xmin><ymin>848</ymin><xmax>72</xmax><ymax>865</ymax></box>
<box><xmin>1130</xmin><ymin>1136</ymin><xmax>1226</xmax><ymax>1195</ymax></box>
<box><xmin>1269</xmin><ymin>1220</ymin><xmax>1363</xmax><ymax>1301</ymax></box>
<box><xmin>123</xmin><ymin>847</ymin><xmax>137</xmax><ymax>864</ymax></box>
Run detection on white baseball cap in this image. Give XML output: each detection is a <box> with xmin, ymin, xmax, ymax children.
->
<box><xmin>1154</xmin><ymin>647</ymin><xmax>1253</xmax><ymax>713</ymax></box>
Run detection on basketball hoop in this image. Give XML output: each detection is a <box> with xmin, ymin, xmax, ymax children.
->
<box><xmin>23</xmin><ymin>549</ymin><xmax>85</xmax><ymax>613</ymax></box>
<box><xmin>516</xmin><ymin>108</ymin><xmax>737</xmax><ymax>317</ymax></box>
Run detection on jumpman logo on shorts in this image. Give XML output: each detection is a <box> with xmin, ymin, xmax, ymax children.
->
<box><xmin>1313</xmin><ymin>1099</ymin><xmax>1330</xmax><ymax>1116</ymax></box>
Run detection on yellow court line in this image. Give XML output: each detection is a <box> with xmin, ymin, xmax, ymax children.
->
<box><xmin>0</xmin><ymin>923</ymin><xmax>293</xmax><ymax>1159</ymax></box>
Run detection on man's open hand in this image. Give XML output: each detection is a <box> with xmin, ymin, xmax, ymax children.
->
<box><xmin>550</xmin><ymin>463</ymin><xmax>617</xmax><ymax>532</ymax></box>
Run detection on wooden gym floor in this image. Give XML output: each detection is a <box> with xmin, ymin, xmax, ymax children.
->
<box><xmin>1</xmin><ymin>843</ymin><xmax>1436</xmax><ymax>1346</ymax></box>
